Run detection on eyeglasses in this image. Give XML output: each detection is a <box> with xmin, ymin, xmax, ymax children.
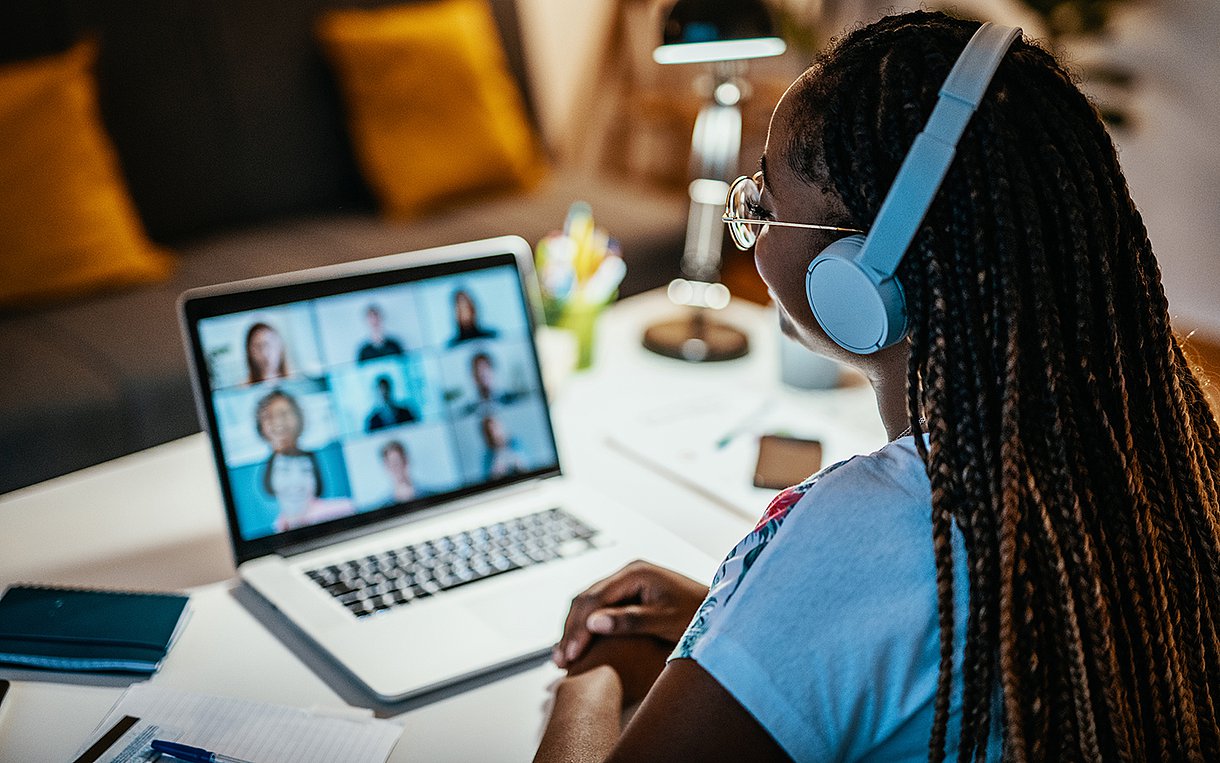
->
<box><xmin>722</xmin><ymin>173</ymin><xmax>864</xmax><ymax>250</ymax></box>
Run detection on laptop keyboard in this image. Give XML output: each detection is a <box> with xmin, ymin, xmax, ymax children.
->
<box><xmin>305</xmin><ymin>507</ymin><xmax>598</xmax><ymax>618</ymax></box>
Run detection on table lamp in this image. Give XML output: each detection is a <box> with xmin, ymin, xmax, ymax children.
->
<box><xmin>642</xmin><ymin>0</ymin><xmax>786</xmax><ymax>362</ymax></box>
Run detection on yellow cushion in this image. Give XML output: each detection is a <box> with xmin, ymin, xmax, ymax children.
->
<box><xmin>0</xmin><ymin>41</ymin><xmax>172</xmax><ymax>310</ymax></box>
<box><xmin>318</xmin><ymin>0</ymin><xmax>546</xmax><ymax>219</ymax></box>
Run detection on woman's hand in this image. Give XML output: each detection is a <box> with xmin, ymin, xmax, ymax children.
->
<box><xmin>554</xmin><ymin>560</ymin><xmax>708</xmax><ymax>668</ymax></box>
<box><xmin>565</xmin><ymin>635</ymin><xmax>674</xmax><ymax>710</ymax></box>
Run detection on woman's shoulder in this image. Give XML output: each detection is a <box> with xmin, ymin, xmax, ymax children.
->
<box><xmin>674</xmin><ymin>437</ymin><xmax>961</xmax><ymax>761</ymax></box>
<box><xmin>778</xmin><ymin>435</ymin><xmax>935</xmax><ymax>573</ymax></box>
<box><xmin>753</xmin><ymin>434</ymin><xmax>930</xmax><ymax>540</ymax></box>
<box><xmin>675</xmin><ymin>436</ymin><xmax>935</xmax><ymax>658</ymax></box>
<box><xmin>811</xmin><ymin>434</ymin><xmax>930</xmax><ymax>509</ymax></box>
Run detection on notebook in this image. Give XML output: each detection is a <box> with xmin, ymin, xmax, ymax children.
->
<box><xmin>178</xmin><ymin>235</ymin><xmax>716</xmax><ymax>700</ymax></box>
<box><xmin>0</xmin><ymin>585</ymin><xmax>189</xmax><ymax>673</ymax></box>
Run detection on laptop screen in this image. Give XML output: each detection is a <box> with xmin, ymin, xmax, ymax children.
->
<box><xmin>182</xmin><ymin>247</ymin><xmax>561</xmax><ymax>560</ymax></box>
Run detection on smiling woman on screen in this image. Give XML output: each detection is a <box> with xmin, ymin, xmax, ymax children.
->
<box><xmin>254</xmin><ymin>389</ymin><xmax>354</xmax><ymax>531</ymax></box>
<box><xmin>245</xmin><ymin>321</ymin><xmax>291</xmax><ymax>384</ymax></box>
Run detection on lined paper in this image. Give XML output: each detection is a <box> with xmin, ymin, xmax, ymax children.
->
<box><xmin>82</xmin><ymin>684</ymin><xmax>402</xmax><ymax>763</ymax></box>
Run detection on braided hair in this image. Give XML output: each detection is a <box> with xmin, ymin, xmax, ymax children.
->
<box><xmin>785</xmin><ymin>11</ymin><xmax>1220</xmax><ymax>761</ymax></box>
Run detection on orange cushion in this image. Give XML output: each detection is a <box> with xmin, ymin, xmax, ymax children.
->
<box><xmin>0</xmin><ymin>41</ymin><xmax>172</xmax><ymax>310</ymax></box>
<box><xmin>317</xmin><ymin>0</ymin><xmax>546</xmax><ymax>219</ymax></box>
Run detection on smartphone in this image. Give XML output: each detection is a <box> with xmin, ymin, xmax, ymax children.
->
<box><xmin>753</xmin><ymin>434</ymin><xmax>823</xmax><ymax>489</ymax></box>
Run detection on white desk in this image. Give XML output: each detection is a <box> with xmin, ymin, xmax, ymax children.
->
<box><xmin>0</xmin><ymin>291</ymin><xmax>886</xmax><ymax>762</ymax></box>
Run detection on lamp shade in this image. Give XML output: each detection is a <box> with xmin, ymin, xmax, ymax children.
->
<box><xmin>653</xmin><ymin>0</ymin><xmax>786</xmax><ymax>65</ymax></box>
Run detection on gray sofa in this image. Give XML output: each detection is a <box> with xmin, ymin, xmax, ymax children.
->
<box><xmin>0</xmin><ymin>0</ymin><xmax>687</xmax><ymax>494</ymax></box>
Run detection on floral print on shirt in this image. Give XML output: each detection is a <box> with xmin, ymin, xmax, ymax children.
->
<box><xmin>673</xmin><ymin>459</ymin><xmax>853</xmax><ymax>659</ymax></box>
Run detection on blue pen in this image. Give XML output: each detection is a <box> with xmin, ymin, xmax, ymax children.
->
<box><xmin>150</xmin><ymin>739</ymin><xmax>255</xmax><ymax>763</ymax></box>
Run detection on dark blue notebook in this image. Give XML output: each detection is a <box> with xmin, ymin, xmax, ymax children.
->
<box><xmin>0</xmin><ymin>585</ymin><xmax>189</xmax><ymax>673</ymax></box>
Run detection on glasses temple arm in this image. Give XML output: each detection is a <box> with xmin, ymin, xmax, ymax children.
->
<box><xmin>720</xmin><ymin>215</ymin><xmax>864</xmax><ymax>234</ymax></box>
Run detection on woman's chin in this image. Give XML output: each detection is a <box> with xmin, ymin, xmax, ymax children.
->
<box><xmin>776</xmin><ymin>301</ymin><xmax>850</xmax><ymax>361</ymax></box>
<box><xmin>775</xmin><ymin>302</ymin><xmax>812</xmax><ymax>345</ymax></box>
<box><xmin>771</xmin><ymin>296</ymin><xmax>790</xmax><ymax>325</ymax></box>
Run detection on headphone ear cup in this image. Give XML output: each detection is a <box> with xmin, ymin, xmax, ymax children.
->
<box><xmin>805</xmin><ymin>234</ymin><xmax>907</xmax><ymax>354</ymax></box>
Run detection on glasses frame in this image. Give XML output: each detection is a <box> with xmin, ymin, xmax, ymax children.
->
<box><xmin>721</xmin><ymin>173</ymin><xmax>865</xmax><ymax>250</ymax></box>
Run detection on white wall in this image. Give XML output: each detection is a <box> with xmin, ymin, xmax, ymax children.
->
<box><xmin>516</xmin><ymin>0</ymin><xmax>1220</xmax><ymax>337</ymax></box>
<box><xmin>1100</xmin><ymin>0</ymin><xmax>1220</xmax><ymax>338</ymax></box>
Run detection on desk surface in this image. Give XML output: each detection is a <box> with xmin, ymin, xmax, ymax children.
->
<box><xmin>0</xmin><ymin>291</ymin><xmax>886</xmax><ymax>762</ymax></box>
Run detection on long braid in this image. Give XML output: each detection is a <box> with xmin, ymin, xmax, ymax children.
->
<box><xmin>1059</xmin><ymin>93</ymin><xmax>1170</xmax><ymax>754</ymax></box>
<box><xmin>786</xmin><ymin>11</ymin><xmax>1220</xmax><ymax>760</ymax></box>
<box><xmin>948</xmin><ymin>133</ymin><xmax>1003</xmax><ymax>763</ymax></box>
<box><xmin>1008</xmin><ymin>90</ymin><xmax>1139</xmax><ymax>759</ymax></box>
<box><xmin>1000</xmin><ymin>95</ymin><xmax>1104</xmax><ymax>759</ymax></box>
<box><xmin>1030</xmin><ymin>71</ymin><xmax>1148</xmax><ymax>760</ymax></box>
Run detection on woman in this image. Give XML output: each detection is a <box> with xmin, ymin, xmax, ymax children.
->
<box><xmin>481</xmin><ymin>415</ymin><xmax>526</xmax><ymax>479</ymax></box>
<box><xmin>380</xmin><ymin>439</ymin><xmax>417</xmax><ymax>505</ymax></box>
<box><xmin>245</xmin><ymin>321</ymin><xmax>290</xmax><ymax>384</ymax></box>
<box><xmin>262</xmin><ymin>449</ymin><xmax>356</xmax><ymax>531</ymax></box>
<box><xmin>449</xmin><ymin>288</ymin><xmax>497</xmax><ymax>345</ymax></box>
<box><xmin>255</xmin><ymin>389</ymin><xmax>305</xmax><ymax>455</ymax></box>
<box><xmin>538</xmin><ymin>12</ymin><xmax>1220</xmax><ymax>762</ymax></box>
<box><xmin>255</xmin><ymin>390</ymin><xmax>354</xmax><ymax>530</ymax></box>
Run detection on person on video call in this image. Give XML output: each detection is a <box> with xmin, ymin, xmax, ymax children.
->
<box><xmin>356</xmin><ymin>304</ymin><xmax>406</xmax><ymax>362</ymax></box>
<box><xmin>448</xmin><ymin>288</ymin><xmax>497</xmax><ymax>346</ymax></box>
<box><xmin>254</xmin><ymin>390</ymin><xmax>353</xmax><ymax>531</ymax></box>
<box><xmin>254</xmin><ymin>389</ymin><xmax>305</xmax><ymax>455</ymax></box>
<box><xmin>245</xmin><ymin>321</ymin><xmax>290</xmax><ymax>384</ymax></box>
<box><xmin>365</xmin><ymin>375</ymin><xmax>418</xmax><ymax>432</ymax></box>
<box><xmin>379</xmin><ymin>440</ymin><xmax>418</xmax><ymax>506</ymax></box>
<box><xmin>481</xmin><ymin>415</ymin><xmax>525</xmax><ymax>479</ymax></box>
<box><xmin>263</xmin><ymin>450</ymin><xmax>356</xmax><ymax>532</ymax></box>
<box><xmin>534</xmin><ymin>12</ymin><xmax>1220</xmax><ymax>763</ymax></box>
<box><xmin>462</xmin><ymin>351</ymin><xmax>522</xmax><ymax>417</ymax></box>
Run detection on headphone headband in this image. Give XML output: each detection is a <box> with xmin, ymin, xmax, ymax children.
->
<box><xmin>855</xmin><ymin>22</ymin><xmax>1021</xmax><ymax>277</ymax></box>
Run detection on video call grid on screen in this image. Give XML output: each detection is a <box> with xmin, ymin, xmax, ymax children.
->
<box><xmin>187</xmin><ymin>256</ymin><xmax>561</xmax><ymax>545</ymax></box>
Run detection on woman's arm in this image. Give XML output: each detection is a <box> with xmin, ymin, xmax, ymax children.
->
<box><xmin>535</xmin><ymin>656</ymin><xmax>792</xmax><ymax>763</ymax></box>
<box><xmin>534</xmin><ymin>666</ymin><xmax>623</xmax><ymax>763</ymax></box>
<box><xmin>538</xmin><ymin>561</ymin><xmax>790</xmax><ymax>761</ymax></box>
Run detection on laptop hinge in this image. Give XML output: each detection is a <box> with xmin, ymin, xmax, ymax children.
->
<box><xmin>273</xmin><ymin>476</ymin><xmax>552</xmax><ymax>559</ymax></box>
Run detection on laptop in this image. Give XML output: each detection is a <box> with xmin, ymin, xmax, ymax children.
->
<box><xmin>179</xmin><ymin>235</ymin><xmax>715</xmax><ymax>701</ymax></box>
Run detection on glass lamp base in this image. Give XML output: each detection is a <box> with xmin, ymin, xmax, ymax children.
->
<box><xmin>642</xmin><ymin>308</ymin><xmax>749</xmax><ymax>362</ymax></box>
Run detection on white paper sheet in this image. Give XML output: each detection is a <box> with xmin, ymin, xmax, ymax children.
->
<box><xmin>75</xmin><ymin>684</ymin><xmax>402</xmax><ymax>763</ymax></box>
<box><xmin>604</xmin><ymin>386</ymin><xmax>887</xmax><ymax>519</ymax></box>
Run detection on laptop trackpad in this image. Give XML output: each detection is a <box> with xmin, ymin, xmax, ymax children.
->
<box><xmin>467</xmin><ymin>552</ymin><xmax>630</xmax><ymax>646</ymax></box>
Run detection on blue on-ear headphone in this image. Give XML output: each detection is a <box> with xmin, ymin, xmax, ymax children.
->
<box><xmin>805</xmin><ymin>22</ymin><xmax>1021</xmax><ymax>354</ymax></box>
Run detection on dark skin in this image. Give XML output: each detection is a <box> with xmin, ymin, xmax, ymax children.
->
<box><xmin>750</xmin><ymin>77</ymin><xmax>911</xmax><ymax>440</ymax></box>
<box><xmin>553</xmin><ymin>559</ymin><xmax>708</xmax><ymax>668</ymax></box>
<box><xmin>535</xmin><ymin>72</ymin><xmax>920</xmax><ymax>761</ymax></box>
<box><xmin>538</xmin><ymin>621</ymin><xmax>794</xmax><ymax>762</ymax></box>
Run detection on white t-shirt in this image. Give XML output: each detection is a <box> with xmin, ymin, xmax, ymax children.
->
<box><xmin>672</xmin><ymin>435</ymin><xmax>1003</xmax><ymax>762</ymax></box>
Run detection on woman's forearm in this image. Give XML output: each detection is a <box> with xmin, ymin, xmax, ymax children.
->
<box><xmin>534</xmin><ymin>666</ymin><xmax>624</xmax><ymax>763</ymax></box>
